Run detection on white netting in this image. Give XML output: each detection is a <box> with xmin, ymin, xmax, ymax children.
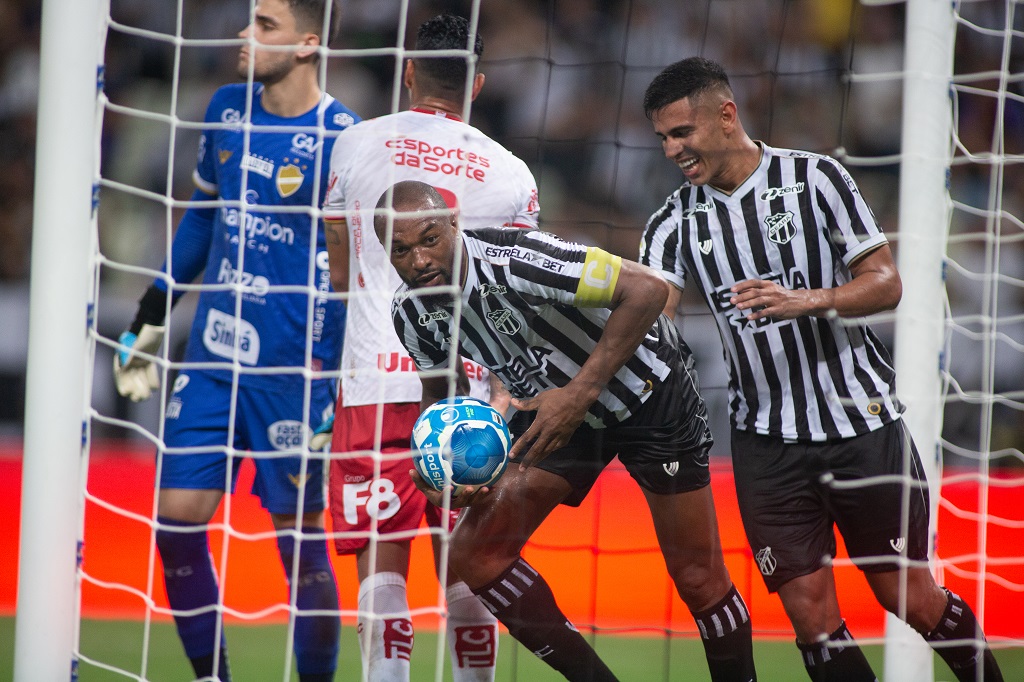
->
<box><xmin>54</xmin><ymin>0</ymin><xmax>1022</xmax><ymax>680</ymax></box>
<box><xmin>939</xmin><ymin>0</ymin><xmax>1024</xmax><ymax>629</ymax></box>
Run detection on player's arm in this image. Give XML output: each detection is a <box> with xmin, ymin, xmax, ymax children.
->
<box><xmin>730</xmin><ymin>244</ymin><xmax>901</xmax><ymax>321</ymax></box>
<box><xmin>487</xmin><ymin>374</ymin><xmax>512</xmax><ymax>417</ymax></box>
<box><xmin>324</xmin><ymin>216</ymin><xmax>349</xmax><ymax>293</ymax></box>
<box><xmin>509</xmin><ymin>256</ymin><xmax>669</xmax><ymax>468</ymax></box>
<box><xmin>662</xmin><ymin>284</ymin><xmax>682</xmax><ymax>320</ymax></box>
<box><xmin>417</xmin><ymin>362</ymin><xmax>471</xmax><ymax>415</ymax></box>
<box><xmin>113</xmin><ymin>188</ymin><xmax>217</xmax><ymax>402</ymax></box>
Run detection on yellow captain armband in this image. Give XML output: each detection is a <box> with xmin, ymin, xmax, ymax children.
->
<box><xmin>574</xmin><ymin>247</ymin><xmax>622</xmax><ymax>307</ymax></box>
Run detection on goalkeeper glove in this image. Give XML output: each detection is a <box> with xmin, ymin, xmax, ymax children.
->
<box><xmin>114</xmin><ymin>324</ymin><xmax>165</xmax><ymax>402</ymax></box>
<box><xmin>114</xmin><ymin>284</ymin><xmax>170</xmax><ymax>402</ymax></box>
<box><xmin>310</xmin><ymin>414</ymin><xmax>334</xmax><ymax>451</ymax></box>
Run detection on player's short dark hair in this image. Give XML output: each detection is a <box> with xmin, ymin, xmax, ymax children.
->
<box><xmin>374</xmin><ymin>181</ymin><xmax>449</xmax><ymax>236</ymax></box>
<box><xmin>643</xmin><ymin>57</ymin><xmax>733</xmax><ymax>119</ymax></box>
<box><xmin>288</xmin><ymin>0</ymin><xmax>341</xmax><ymax>47</ymax></box>
<box><xmin>413</xmin><ymin>14</ymin><xmax>484</xmax><ymax>98</ymax></box>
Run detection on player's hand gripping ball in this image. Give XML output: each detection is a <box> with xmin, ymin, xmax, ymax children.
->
<box><xmin>411</xmin><ymin>396</ymin><xmax>511</xmax><ymax>493</ymax></box>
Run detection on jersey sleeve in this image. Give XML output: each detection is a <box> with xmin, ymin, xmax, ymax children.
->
<box><xmin>322</xmin><ymin>123</ymin><xmax>360</xmax><ymax>222</ymax></box>
<box><xmin>191</xmin><ymin>90</ymin><xmax>226</xmax><ymax>196</ymax></box>
<box><xmin>154</xmin><ymin>188</ymin><xmax>216</xmax><ymax>293</ymax></box>
<box><xmin>813</xmin><ymin>157</ymin><xmax>888</xmax><ymax>266</ymax></box>
<box><xmin>638</xmin><ymin>197</ymin><xmax>686</xmax><ymax>290</ymax></box>
<box><xmin>506</xmin><ymin>231</ymin><xmax>622</xmax><ymax>308</ymax></box>
<box><xmin>507</xmin><ymin>157</ymin><xmax>540</xmax><ymax>230</ymax></box>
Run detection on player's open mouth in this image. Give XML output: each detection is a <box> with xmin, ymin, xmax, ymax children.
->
<box><xmin>678</xmin><ymin>156</ymin><xmax>698</xmax><ymax>173</ymax></box>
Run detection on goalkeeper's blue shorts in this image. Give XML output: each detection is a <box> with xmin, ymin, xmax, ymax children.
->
<box><xmin>159</xmin><ymin>369</ymin><xmax>335</xmax><ymax>515</ymax></box>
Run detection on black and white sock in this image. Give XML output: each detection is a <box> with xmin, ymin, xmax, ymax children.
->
<box><xmin>473</xmin><ymin>557</ymin><xmax>618</xmax><ymax>682</ymax></box>
<box><xmin>796</xmin><ymin>621</ymin><xmax>877</xmax><ymax>682</ymax></box>
<box><xmin>925</xmin><ymin>589</ymin><xmax>1004</xmax><ymax>682</ymax></box>
<box><xmin>691</xmin><ymin>584</ymin><xmax>757</xmax><ymax>681</ymax></box>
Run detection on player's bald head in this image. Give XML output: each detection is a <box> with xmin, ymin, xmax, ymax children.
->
<box><xmin>374</xmin><ymin>180</ymin><xmax>452</xmax><ymax>239</ymax></box>
<box><xmin>643</xmin><ymin>57</ymin><xmax>734</xmax><ymax>119</ymax></box>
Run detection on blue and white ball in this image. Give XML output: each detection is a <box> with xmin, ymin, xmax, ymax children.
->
<box><xmin>411</xmin><ymin>396</ymin><xmax>511</xmax><ymax>493</ymax></box>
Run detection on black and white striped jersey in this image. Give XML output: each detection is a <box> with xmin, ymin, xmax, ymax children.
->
<box><xmin>640</xmin><ymin>143</ymin><xmax>903</xmax><ymax>441</ymax></box>
<box><xmin>392</xmin><ymin>227</ymin><xmax>673</xmax><ymax>428</ymax></box>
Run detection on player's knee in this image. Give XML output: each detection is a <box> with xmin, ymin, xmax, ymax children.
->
<box><xmin>448</xmin><ymin>534</ymin><xmax>479</xmax><ymax>579</ymax></box>
<box><xmin>449</xmin><ymin>533</ymin><xmax>513</xmax><ymax>586</ymax></box>
<box><xmin>872</xmin><ymin>572</ymin><xmax>947</xmax><ymax>633</ymax></box>
<box><xmin>670</xmin><ymin>562</ymin><xmax>727</xmax><ymax>609</ymax></box>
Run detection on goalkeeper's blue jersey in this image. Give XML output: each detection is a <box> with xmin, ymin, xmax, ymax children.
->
<box><xmin>184</xmin><ymin>83</ymin><xmax>359</xmax><ymax>393</ymax></box>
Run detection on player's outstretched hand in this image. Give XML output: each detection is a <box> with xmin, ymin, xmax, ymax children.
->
<box><xmin>310</xmin><ymin>414</ymin><xmax>334</xmax><ymax>451</ymax></box>
<box><xmin>409</xmin><ymin>468</ymin><xmax>491</xmax><ymax>509</ymax></box>
<box><xmin>508</xmin><ymin>386</ymin><xmax>589</xmax><ymax>470</ymax></box>
<box><xmin>113</xmin><ymin>324</ymin><xmax>165</xmax><ymax>402</ymax></box>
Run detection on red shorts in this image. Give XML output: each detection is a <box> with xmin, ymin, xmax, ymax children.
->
<box><xmin>328</xmin><ymin>400</ymin><xmax>459</xmax><ymax>555</ymax></box>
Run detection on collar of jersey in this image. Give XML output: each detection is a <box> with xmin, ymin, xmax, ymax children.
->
<box><xmin>247</xmin><ymin>85</ymin><xmax>332</xmax><ymax>122</ymax></box>
<box><xmin>704</xmin><ymin>141</ymin><xmax>771</xmax><ymax>199</ymax></box>
<box><xmin>411</xmin><ymin>106</ymin><xmax>463</xmax><ymax>122</ymax></box>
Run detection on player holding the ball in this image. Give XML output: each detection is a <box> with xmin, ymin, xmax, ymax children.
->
<box><xmin>379</xmin><ymin>180</ymin><xmax>758</xmax><ymax>682</ymax></box>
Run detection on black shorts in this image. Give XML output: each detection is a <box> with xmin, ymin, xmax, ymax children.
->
<box><xmin>508</xmin><ymin>320</ymin><xmax>713</xmax><ymax>507</ymax></box>
<box><xmin>731</xmin><ymin>419</ymin><xmax>931</xmax><ymax>593</ymax></box>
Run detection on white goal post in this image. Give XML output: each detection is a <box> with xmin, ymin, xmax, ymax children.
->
<box><xmin>889</xmin><ymin>0</ymin><xmax>955</xmax><ymax>680</ymax></box>
<box><xmin>14</xmin><ymin>0</ymin><xmax>104</xmax><ymax>680</ymax></box>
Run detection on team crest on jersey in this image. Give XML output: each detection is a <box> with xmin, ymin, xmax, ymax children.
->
<box><xmin>276</xmin><ymin>164</ymin><xmax>304</xmax><ymax>197</ymax></box>
<box><xmin>487</xmin><ymin>308</ymin><xmax>521</xmax><ymax>335</ymax></box>
<box><xmin>698</xmin><ymin>239</ymin><xmax>713</xmax><ymax>255</ymax></box>
<box><xmin>765</xmin><ymin>212</ymin><xmax>797</xmax><ymax>245</ymax></box>
<box><xmin>756</xmin><ymin>547</ymin><xmax>777</xmax><ymax>576</ymax></box>
<box><xmin>218</xmin><ymin>150</ymin><xmax>232</xmax><ymax>165</ymax></box>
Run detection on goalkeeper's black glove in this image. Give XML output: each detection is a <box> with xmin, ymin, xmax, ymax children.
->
<box><xmin>114</xmin><ymin>285</ymin><xmax>168</xmax><ymax>402</ymax></box>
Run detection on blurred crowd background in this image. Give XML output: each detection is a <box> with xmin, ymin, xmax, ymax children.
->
<box><xmin>1</xmin><ymin>0</ymin><xmax>1020</xmax><ymax>463</ymax></box>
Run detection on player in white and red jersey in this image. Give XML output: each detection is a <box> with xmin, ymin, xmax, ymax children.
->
<box><xmin>319</xmin><ymin>14</ymin><xmax>538</xmax><ymax>682</ymax></box>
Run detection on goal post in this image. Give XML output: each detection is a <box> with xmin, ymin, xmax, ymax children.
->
<box><xmin>889</xmin><ymin>0</ymin><xmax>955</xmax><ymax>679</ymax></box>
<box><xmin>14</xmin><ymin>0</ymin><xmax>104</xmax><ymax>679</ymax></box>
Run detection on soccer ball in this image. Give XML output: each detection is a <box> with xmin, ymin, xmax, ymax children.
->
<box><xmin>411</xmin><ymin>396</ymin><xmax>511</xmax><ymax>493</ymax></box>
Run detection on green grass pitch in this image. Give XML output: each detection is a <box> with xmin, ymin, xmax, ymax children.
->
<box><xmin>2</xmin><ymin>618</ymin><xmax>1023</xmax><ymax>680</ymax></box>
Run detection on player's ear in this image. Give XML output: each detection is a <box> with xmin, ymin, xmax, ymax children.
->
<box><xmin>470</xmin><ymin>72</ymin><xmax>485</xmax><ymax>101</ymax></box>
<box><xmin>404</xmin><ymin>60</ymin><xmax>415</xmax><ymax>90</ymax></box>
<box><xmin>721</xmin><ymin>99</ymin><xmax>738</xmax><ymax>132</ymax></box>
<box><xmin>295</xmin><ymin>32</ymin><xmax>320</xmax><ymax>60</ymax></box>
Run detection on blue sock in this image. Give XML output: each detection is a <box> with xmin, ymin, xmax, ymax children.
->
<box><xmin>276</xmin><ymin>529</ymin><xmax>340</xmax><ymax>677</ymax></box>
<box><xmin>154</xmin><ymin>517</ymin><xmax>226</xmax><ymax>670</ymax></box>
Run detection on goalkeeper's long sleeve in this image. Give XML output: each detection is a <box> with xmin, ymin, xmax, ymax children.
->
<box><xmin>154</xmin><ymin>187</ymin><xmax>217</xmax><ymax>294</ymax></box>
<box><xmin>128</xmin><ymin>189</ymin><xmax>216</xmax><ymax>333</ymax></box>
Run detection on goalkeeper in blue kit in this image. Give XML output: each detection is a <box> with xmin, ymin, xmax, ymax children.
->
<box><xmin>113</xmin><ymin>1</ymin><xmax>358</xmax><ymax>680</ymax></box>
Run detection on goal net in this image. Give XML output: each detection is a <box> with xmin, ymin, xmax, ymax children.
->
<box><xmin>15</xmin><ymin>0</ymin><xmax>1023</xmax><ymax>680</ymax></box>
